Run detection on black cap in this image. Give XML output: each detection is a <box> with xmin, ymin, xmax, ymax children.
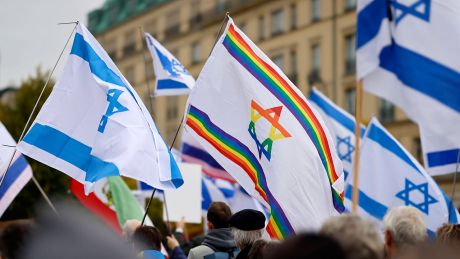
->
<box><xmin>228</xmin><ymin>209</ymin><xmax>266</xmax><ymax>231</ymax></box>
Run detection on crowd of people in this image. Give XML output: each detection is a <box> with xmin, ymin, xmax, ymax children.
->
<box><xmin>0</xmin><ymin>201</ymin><xmax>460</xmax><ymax>259</ymax></box>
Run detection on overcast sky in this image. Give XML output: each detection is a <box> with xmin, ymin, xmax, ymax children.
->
<box><xmin>0</xmin><ymin>0</ymin><xmax>106</xmax><ymax>89</ymax></box>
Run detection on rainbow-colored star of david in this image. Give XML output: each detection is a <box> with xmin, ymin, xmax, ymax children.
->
<box><xmin>248</xmin><ymin>100</ymin><xmax>291</xmax><ymax>161</ymax></box>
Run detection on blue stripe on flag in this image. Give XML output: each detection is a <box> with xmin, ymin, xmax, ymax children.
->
<box><xmin>70</xmin><ymin>33</ymin><xmax>137</xmax><ymax>100</ymax></box>
<box><xmin>168</xmin><ymin>150</ymin><xmax>184</xmax><ymax>188</ymax></box>
<box><xmin>202</xmin><ymin>179</ymin><xmax>212</xmax><ymax>210</ymax></box>
<box><xmin>443</xmin><ymin>192</ymin><xmax>458</xmax><ymax>224</ymax></box>
<box><xmin>309</xmin><ymin>90</ymin><xmax>366</xmax><ymax>136</ymax></box>
<box><xmin>182</xmin><ymin>143</ymin><xmax>224</xmax><ymax>170</ymax></box>
<box><xmin>426</xmin><ymin>149</ymin><xmax>460</xmax><ymax>168</ymax></box>
<box><xmin>0</xmin><ymin>155</ymin><xmax>29</xmax><ymax>199</ymax></box>
<box><xmin>367</xmin><ymin>123</ymin><xmax>423</xmax><ymax>175</ymax></box>
<box><xmin>380</xmin><ymin>42</ymin><xmax>460</xmax><ymax>113</ymax></box>
<box><xmin>345</xmin><ymin>185</ymin><xmax>388</xmax><ymax>220</ymax></box>
<box><xmin>357</xmin><ymin>0</ymin><xmax>388</xmax><ymax>49</ymax></box>
<box><xmin>23</xmin><ymin>123</ymin><xmax>119</xmax><ymax>183</ymax></box>
<box><xmin>157</xmin><ymin>79</ymin><xmax>190</xmax><ymax>90</ymax></box>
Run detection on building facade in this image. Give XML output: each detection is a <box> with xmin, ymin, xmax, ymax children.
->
<box><xmin>87</xmin><ymin>0</ymin><xmax>460</xmax><ymax>205</ymax></box>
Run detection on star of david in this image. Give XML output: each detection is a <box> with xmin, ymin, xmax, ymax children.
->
<box><xmin>396</xmin><ymin>178</ymin><xmax>438</xmax><ymax>214</ymax></box>
<box><xmin>248</xmin><ymin>100</ymin><xmax>291</xmax><ymax>161</ymax></box>
<box><xmin>336</xmin><ymin>135</ymin><xmax>355</xmax><ymax>163</ymax></box>
<box><xmin>391</xmin><ymin>0</ymin><xmax>431</xmax><ymax>25</ymax></box>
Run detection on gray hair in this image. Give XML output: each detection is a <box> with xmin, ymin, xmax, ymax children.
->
<box><xmin>232</xmin><ymin>228</ymin><xmax>263</xmax><ymax>249</ymax></box>
<box><xmin>122</xmin><ymin>219</ymin><xmax>141</xmax><ymax>238</ymax></box>
<box><xmin>383</xmin><ymin>206</ymin><xmax>427</xmax><ymax>247</ymax></box>
<box><xmin>320</xmin><ymin>214</ymin><xmax>383</xmax><ymax>259</ymax></box>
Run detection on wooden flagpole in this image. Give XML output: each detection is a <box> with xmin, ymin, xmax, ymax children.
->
<box><xmin>352</xmin><ymin>80</ymin><xmax>363</xmax><ymax>213</ymax></box>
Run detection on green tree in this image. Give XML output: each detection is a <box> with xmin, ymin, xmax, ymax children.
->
<box><xmin>0</xmin><ymin>68</ymin><xmax>71</xmax><ymax>220</ymax></box>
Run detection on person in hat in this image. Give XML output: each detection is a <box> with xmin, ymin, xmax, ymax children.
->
<box><xmin>228</xmin><ymin>209</ymin><xmax>266</xmax><ymax>259</ymax></box>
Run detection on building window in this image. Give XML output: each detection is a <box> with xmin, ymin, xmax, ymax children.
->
<box><xmin>271</xmin><ymin>9</ymin><xmax>284</xmax><ymax>36</ymax></box>
<box><xmin>290</xmin><ymin>4</ymin><xmax>297</xmax><ymax>30</ymax></box>
<box><xmin>311</xmin><ymin>0</ymin><xmax>321</xmax><ymax>21</ymax></box>
<box><xmin>290</xmin><ymin>50</ymin><xmax>297</xmax><ymax>85</ymax></box>
<box><xmin>308</xmin><ymin>44</ymin><xmax>321</xmax><ymax>85</ymax></box>
<box><xmin>125</xmin><ymin>65</ymin><xmax>135</xmax><ymax>84</ymax></box>
<box><xmin>345</xmin><ymin>0</ymin><xmax>357</xmax><ymax>11</ymax></box>
<box><xmin>311</xmin><ymin>44</ymin><xmax>320</xmax><ymax>73</ymax></box>
<box><xmin>379</xmin><ymin>99</ymin><xmax>395</xmax><ymax>123</ymax></box>
<box><xmin>258</xmin><ymin>16</ymin><xmax>265</xmax><ymax>41</ymax></box>
<box><xmin>123</xmin><ymin>30</ymin><xmax>136</xmax><ymax>57</ymax></box>
<box><xmin>190</xmin><ymin>0</ymin><xmax>202</xmax><ymax>27</ymax></box>
<box><xmin>272</xmin><ymin>54</ymin><xmax>284</xmax><ymax>71</ymax></box>
<box><xmin>345</xmin><ymin>88</ymin><xmax>356</xmax><ymax>115</ymax></box>
<box><xmin>191</xmin><ymin>42</ymin><xmax>201</xmax><ymax>64</ymax></box>
<box><xmin>167</xmin><ymin>96</ymin><xmax>179</xmax><ymax>120</ymax></box>
<box><xmin>165</xmin><ymin>10</ymin><xmax>180</xmax><ymax>39</ymax></box>
<box><xmin>345</xmin><ymin>33</ymin><xmax>356</xmax><ymax>75</ymax></box>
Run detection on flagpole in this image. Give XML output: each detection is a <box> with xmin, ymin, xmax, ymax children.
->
<box><xmin>137</xmin><ymin>25</ymin><xmax>163</xmax><ymax>227</ymax></box>
<box><xmin>448</xmin><ymin>150</ymin><xmax>460</xmax><ymax>222</ymax></box>
<box><xmin>141</xmin><ymin>13</ymin><xmax>230</xmax><ymax>229</ymax></box>
<box><xmin>0</xmin><ymin>22</ymin><xmax>79</xmax><ymax>213</ymax></box>
<box><xmin>138</xmin><ymin>26</ymin><xmax>156</xmax><ymax>117</ymax></box>
<box><xmin>32</xmin><ymin>176</ymin><xmax>59</xmax><ymax>216</ymax></box>
<box><xmin>352</xmin><ymin>80</ymin><xmax>363</xmax><ymax>212</ymax></box>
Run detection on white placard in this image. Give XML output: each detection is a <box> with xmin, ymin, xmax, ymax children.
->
<box><xmin>164</xmin><ymin>163</ymin><xmax>202</xmax><ymax>223</ymax></box>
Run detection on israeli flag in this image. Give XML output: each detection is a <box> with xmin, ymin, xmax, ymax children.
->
<box><xmin>308</xmin><ymin>88</ymin><xmax>365</xmax><ymax>210</ymax></box>
<box><xmin>145</xmin><ymin>33</ymin><xmax>195</xmax><ymax>96</ymax></box>
<box><xmin>350</xmin><ymin>118</ymin><xmax>459</xmax><ymax>235</ymax></box>
<box><xmin>201</xmin><ymin>176</ymin><xmax>228</xmax><ymax>212</ymax></box>
<box><xmin>0</xmin><ymin>122</ymin><xmax>32</xmax><ymax>216</ymax></box>
<box><xmin>17</xmin><ymin>23</ymin><xmax>184</xmax><ymax>194</ymax></box>
<box><xmin>356</xmin><ymin>0</ymin><xmax>460</xmax><ymax>175</ymax></box>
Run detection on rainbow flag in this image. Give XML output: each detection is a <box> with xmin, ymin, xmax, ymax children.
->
<box><xmin>185</xmin><ymin>18</ymin><xmax>344</xmax><ymax>239</ymax></box>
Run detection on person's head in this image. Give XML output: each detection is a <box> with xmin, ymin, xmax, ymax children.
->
<box><xmin>206</xmin><ymin>202</ymin><xmax>232</xmax><ymax>230</ymax></box>
<box><xmin>0</xmin><ymin>222</ymin><xmax>32</xmax><ymax>259</ymax></box>
<box><xmin>266</xmin><ymin>233</ymin><xmax>345</xmax><ymax>259</ymax></box>
<box><xmin>383</xmin><ymin>206</ymin><xmax>427</xmax><ymax>257</ymax></box>
<box><xmin>320</xmin><ymin>214</ymin><xmax>383</xmax><ymax>259</ymax></box>
<box><xmin>132</xmin><ymin>226</ymin><xmax>162</xmax><ymax>252</ymax></box>
<box><xmin>437</xmin><ymin>224</ymin><xmax>460</xmax><ymax>246</ymax></box>
<box><xmin>228</xmin><ymin>209</ymin><xmax>265</xmax><ymax>249</ymax></box>
<box><xmin>122</xmin><ymin>219</ymin><xmax>141</xmax><ymax>239</ymax></box>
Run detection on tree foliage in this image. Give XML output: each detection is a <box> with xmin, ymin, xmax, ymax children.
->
<box><xmin>0</xmin><ymin>68</ymin><xmax>71</xmax><ymax>220</ymax></box>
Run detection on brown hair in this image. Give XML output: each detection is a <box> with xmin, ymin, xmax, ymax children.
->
<box><xmin>207</xmin><ymin>202</ymin><xmax>232</xmax><ymax>229</ymax></box>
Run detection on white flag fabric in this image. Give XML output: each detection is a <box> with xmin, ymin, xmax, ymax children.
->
<box><xmin>184</xmin><ymin>19</ymin><xmax>344</xmax><ymax>239</ymax></box>
<box><xmin>145</xmin><ymin>33</ymin><xmax>195</xmax><ymax>96</ymax></box>
<box><xmin>356</xmin><ymin>0</ymin><xmax>460</xmax><ymax>175</ymax></box>
<box><xmin>353</xmin><ymin>118</ymin><xmax>459</xmax><ymax>236</ymax></box>
<box><xmin>181</xmin><ymin>131</ymin><xmax>235</xmax><ymax>183</ymax></box>
<box><xmin>308</xmin><ymin>88</ymin><xmax>366</xmax><ymax>211</ymax></box>
<box><xmin>17</xmin><ymin>23</ymin><xmax>183</xmax><ymax>194</ymax></box>
<box><xmin>0</xmin><ymin>122</ymin><xmax>32</xmax><ymax>216</ymax></box>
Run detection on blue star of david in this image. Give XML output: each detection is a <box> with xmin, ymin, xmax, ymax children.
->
<box><xmin>396</xmin><ymin>178</ymin><xmax>438</xmax><ymax>214</ymax></box>
<box><xmin>98</xmin><ymin>88</ymin><xmax>129</xmax><ymax>133</ymax></box>
<box><xmin>391</xmin><ymin>0</ymin><xmax>431</xmax><ymax>24</ymax></box>
<box><xmin>336</xmin><ymin>135</ymin><xmax>355</xmax><ymax>163</ymax></box>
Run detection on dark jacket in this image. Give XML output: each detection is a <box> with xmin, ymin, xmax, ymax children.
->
<box><xmin>235</xmin><ymin>245</ymin><xmax>252</xmax><ymax>259</ymax></box>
